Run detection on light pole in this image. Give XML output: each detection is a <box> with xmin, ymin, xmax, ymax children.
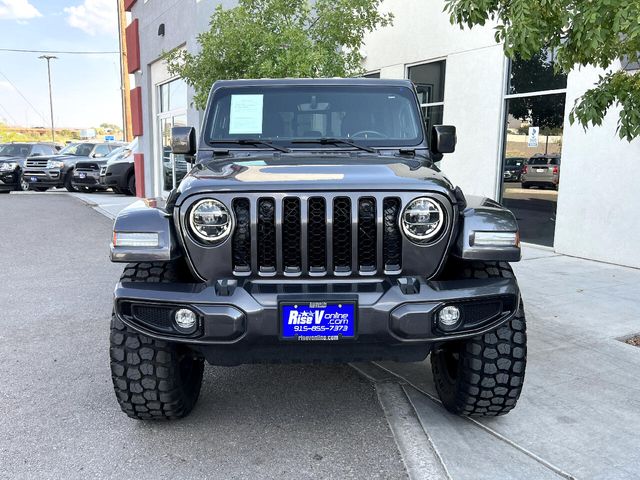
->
<box><xmin>39</xmin><ymin>55</ymin><xmax>57</xmax><ymax>143</ymax></box>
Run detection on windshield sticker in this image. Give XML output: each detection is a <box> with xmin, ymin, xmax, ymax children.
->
<box><xmin>229</xmin><ymin>94</ymin><xmax>264</xmax><ymax>135</ymax></box>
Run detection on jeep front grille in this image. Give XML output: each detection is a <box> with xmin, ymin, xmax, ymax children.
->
<box><xmin>231</xmin><ymin>194</ymin><xmax>404</xmax><ymax>277</ymax></box>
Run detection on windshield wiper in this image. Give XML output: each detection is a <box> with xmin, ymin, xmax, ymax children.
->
<box><xmin>209</xmin><ymin>139</ymin><xmax>290</xmax><ymax>153</ymax></box>
<box><xmin>291</xmin><ymin>138</ymin><xmax>376</xmax><ymax>153</ymax></box>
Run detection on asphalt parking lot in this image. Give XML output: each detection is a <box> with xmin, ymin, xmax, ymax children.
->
<box><xmin>0</xmin><ymin>194</ymin><xmax>406</xmax><ymax>480</ymax></box>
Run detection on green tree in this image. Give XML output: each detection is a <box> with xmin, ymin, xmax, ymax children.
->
<box><xmin>444</xmin><ymin>0</ymin><xmax>640</xmax><ymax>141</ymax></box>
<box><xmin>166</xmin><ymin>0</ymin><xmax>393</xmax><ymax>109</ymax></box>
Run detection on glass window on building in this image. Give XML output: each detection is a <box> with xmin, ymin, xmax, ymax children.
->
<box><xmin>407</xmin><ymin>60</ymin><xmax>446</xmax><ymax>143</ymax></box>
<box><xmin>501</xmin><ymin>51</ymin><xmax>568</xmax><ymax>247</ymax></box>
<box><xmin>157</xmin><ymin>78</ymin><xmax>189</xmax><ymax>191</ymax></box>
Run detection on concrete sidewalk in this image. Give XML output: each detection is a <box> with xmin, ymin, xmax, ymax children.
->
<box><xmin>378</xmin><ymin>246</ymin><xmax>640</xmax><ymax>479</ymax></box>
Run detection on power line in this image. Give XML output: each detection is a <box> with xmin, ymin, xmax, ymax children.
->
<box><xmin>0</xmin><ymin>48</ymin><xmax>119</xmax><ymax>55</ymax></box>
<box><xmin>0</xmin><ymin>69</ymin><xmax>47</xmax><ymax>124</ymax></box>
<box><xmin>0</xmin><ymin>102</ymin><xmax>18</xmax><ymax>125</ymax></box>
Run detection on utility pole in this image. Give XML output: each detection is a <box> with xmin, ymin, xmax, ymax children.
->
<box><xmin>39</xmin><ymin>55</ymin><xmax>57</xmax><ymax>143</ymax></box>
<box><xmin>117</xmin><ymin>0</ymin><xmax>133</xmax><ymax>142</ymax></box>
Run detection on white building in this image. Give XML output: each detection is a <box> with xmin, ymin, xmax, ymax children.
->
<box><xmin>123</xmin><ymin>0</ymin><xmax>640</xmax><ymax>268</ymax></box>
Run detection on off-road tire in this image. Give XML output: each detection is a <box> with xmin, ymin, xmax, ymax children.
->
<box><xmin>110</xmin><ymin>262</ymin><xmax>204</xmax><ymax>420</ymax></box>
<box><xmin>431</xmin><ymin>260</ymin><xmax>527</xmax><ymax>417</ymax></box>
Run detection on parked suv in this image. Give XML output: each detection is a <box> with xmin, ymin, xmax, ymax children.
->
<box><xmin>503</xmin><ymin>157</ymin><xmax>525</xmax><ymax>182</ymax></box>
<box><xmin>109</xmin><ymin>79</ymin><xmax>526</xmax><ymax>421</ymax></box>
<box><xmin>72</xmin><ymin>145</ymin><xmax>128</xmax><ymax>192</ymax></box>
<box><xmin>23</xmin><ymin>142</ymin><xmax>123</xmax><ymax>192</ymax></box>
<box><xmin>100</xmin><ymin>139</ymin><xmax>137</xmax><ymax>195</ymax></box>
<box><xmin>521</xmin><ymin>154</ymin><xmax>560</xmax><ymax>189</ymax></box>
<box><xmin>0</xmin><ymin>142</ymin><xmax>59</xmax><ymax>193</ymax></box>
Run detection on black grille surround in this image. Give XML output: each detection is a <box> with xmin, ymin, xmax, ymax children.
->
<box><xmin>178</xmin><ymin>192</ymin><xmax>455</xmax><ymax>281</ymax></box>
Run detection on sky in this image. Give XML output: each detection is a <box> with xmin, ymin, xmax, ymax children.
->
<box><xmin>0</xmin><ymin>0</ymin><xmax>122</xmax><ymax>129</ymax></box>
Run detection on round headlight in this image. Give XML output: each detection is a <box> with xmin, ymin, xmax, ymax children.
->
<box><xmin>189</xmin><ymin>199</ymin><xmax>233</xmax><ymax>243</ymax></box>
<box><xmin>401</xmin><ymin>197</ymin><xmax>445</xmax><ymax>243</ymax></box>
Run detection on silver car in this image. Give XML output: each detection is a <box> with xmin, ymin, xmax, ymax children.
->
<box><xmin>521</xmin><ymin>155</ymin><xmax>560</xmax><ymax>190</ymax></box>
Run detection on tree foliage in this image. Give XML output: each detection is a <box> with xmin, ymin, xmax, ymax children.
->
<box><xmin>166</xmin><ymin>0</ymin><xmax>393</xmax><ymax>109</ymax></box>
<box><xmin>444</xmin><ymin>0</ymin><xmax>640</xmax><ymax>141</ymax></box>
<box><xmin>509</xmin><ymin>51</ymin><xmax>566</xmax><ymax>132</ymax></box>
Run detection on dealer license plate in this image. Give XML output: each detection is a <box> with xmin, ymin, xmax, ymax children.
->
<box><xmin>30</xmin><ymin>177</ymin><xmax>38</xmax><ymax>182</ymax></box>
<box><xmin>78</xmin><ymin>172</ymin><xmax>87</xmax><ymax>179</ymax></box>
<box><xmin>536</xmin><ymin>168</ymin><xmax>546</xmax><ymax>173</ymax></box>
<box><xmin>281</xmin><ymin>301</ymin><xmax>356</xmax><ymax>341</ymax></box>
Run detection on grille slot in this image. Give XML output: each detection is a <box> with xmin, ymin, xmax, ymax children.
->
<box><xmin>308</xmin><ymin>198</ymin><xmax>327</xmax><ymax>272</ymax></box>
<box><xmin>333</xmin><ymin>197</ymin><xmax>352</xmax><ymax>272</ymax></box>
<box><xmin>282</xmin><ymin>198</ymin><xmax>302</xmax><ymax>272</ymax></box>
<box><xmin>358</xmin><ymin>198</ymin><xmax>377</xmax><ymax>271</ymax></box>
<box><xmin>383</xmin><ymin>198</ymin><xmax>402</xmax><ymax>271</ymax></box>
<box><xmin>232</xmin><ymin>198</ymin><xmax>251</xmax><ymax>272</ymax></box>
<box><xmin>257</xmin><ymin>198</ymin><xmax>276</xmax><ymax>272</ymax></box>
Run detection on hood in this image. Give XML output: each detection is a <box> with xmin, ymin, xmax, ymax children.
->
<box><xmin>32</xmin><ymin>154</ymin><xmax>90</xmax><ymax>164</ymax></box>
<box><xmin>76</xmin><ymin>158</ymin><xmax>108</xmax><ymax>168</ymax></box>
<box><xmin>0</xmin><ymin>155</ymin><xmax>24</xmax><ymax>164</ymax></box>
<box><xmin>176</xmin><ymin>154</ymin><xmax>455</xmax><ymax>199</ymax></box>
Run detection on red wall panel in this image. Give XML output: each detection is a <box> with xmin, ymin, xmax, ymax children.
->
<box><xmin>130</xmin><ymin>86</ymin><xmax>143</xmax><ymax>137</ymax></box>
<box><xmin>133</xmin><ymin>153</ymin><xmax>145</xmax><ymax>198</ymax></box>
<box><xmin>125</xmin><ymin>19</ymin><xmax>140</xmax><ymax>73</ymax></box>
<box><xmin>124</xmin><ymin>0</ymin><xmax>137</xmax><ymax>11</ymax></box>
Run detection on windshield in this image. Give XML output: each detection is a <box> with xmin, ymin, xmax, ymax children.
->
<box><xmin>529</xmin><ymin>157</ymin><xmax>560</xmax><ymax>166</ymax></box>
<box><xmin>0</xmin><ymin>144</ymin><xmax>31</xmax><ymax>157</ymax></box>
<box><xmin>59</xmin><ymin>143</ymin><xmax>95</xmax><ymax>156</ymax></box>
<box><xmin>505</xmin><ymin>158</ymin><xmax>524</xmax><ymax>167</ymax></box>
<box><xmin>107</xmin><ymin>146</ymin><xmax>126</xmax><ymax>158</ymax></box>
<box><xmin>206</xmin><ymin>85</ymin><xmax>423</xmax><ymax>148</ymax></box>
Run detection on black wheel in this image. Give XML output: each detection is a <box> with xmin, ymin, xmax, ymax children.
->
<box><xmin>431</xmin><ymin>260</ymin><xmax>527</xmax><ymax>417</ymax></box>
<box><xmin>110</xmin><ymin>262</ymin><xmax>204</xmax><ymax>420</ymax></box>
<box><xmin>111</xmin><ymin>186</ymin><xmax>123</xmax><ymax>194</ymax></box>
<box><xmin>65</xmin><ymin>171</ymin><xmax>78</xmax><ymax>192</ymax></box>
<box><xmin>126</xmin><ymin>174</ymin><xmax>136</xmax><ymax>196</ymax></box>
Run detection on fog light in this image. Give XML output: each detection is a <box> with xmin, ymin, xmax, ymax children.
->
<box><xmin>438</xmin><ymin>306</ymin><xmax>461</xmax><ymax>330</ymax></box>
<box><xmin>175</xmin><ymin>308</ymin><xmax>197</xmax><ymax>331</ymax></box>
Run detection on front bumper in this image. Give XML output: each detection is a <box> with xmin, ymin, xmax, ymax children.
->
<box><xmin>0</xmin><ymin>170</ymin><xmax>19</xmax><ymax>190</ymax></box>
<box><xmin>23</xmin><ymin>168</ymin><xmax>63</xmax><ymax>186</ymax></box>
<box><xmin>72</xmin><ymin>169</ymin><xmax>103</xmax><ymax>188</ymax></box>
<box><xmin>114</xmin><ymin>276</ymin><xmax>520</xmax><ymax>365</ymax></box>
<box><xmin>103</xmin><ymin>162</ymin><xmax>131</xmax><ymax>188</ymax></box>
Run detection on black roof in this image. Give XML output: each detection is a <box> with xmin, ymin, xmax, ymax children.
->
<box><xmin>211</xmin><ymin>78</ymin><xmax>414</xmax><ymax>89</ymax></box>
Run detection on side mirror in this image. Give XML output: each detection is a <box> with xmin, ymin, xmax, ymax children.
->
<box><xmin>172</xmin><ymin>126</ymin><xmax>197</xmax><ymax>156</ymax></box>
<box><xmin>430</xmin><ymin>125</ymin><xmax>457</xmax><ymax>161</ymax></box>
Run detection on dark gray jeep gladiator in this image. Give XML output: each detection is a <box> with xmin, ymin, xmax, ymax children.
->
<box><xmin>109</xmin><ymin>78</ymin><xmax>526</xmax><ymax>420</ymax></box>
